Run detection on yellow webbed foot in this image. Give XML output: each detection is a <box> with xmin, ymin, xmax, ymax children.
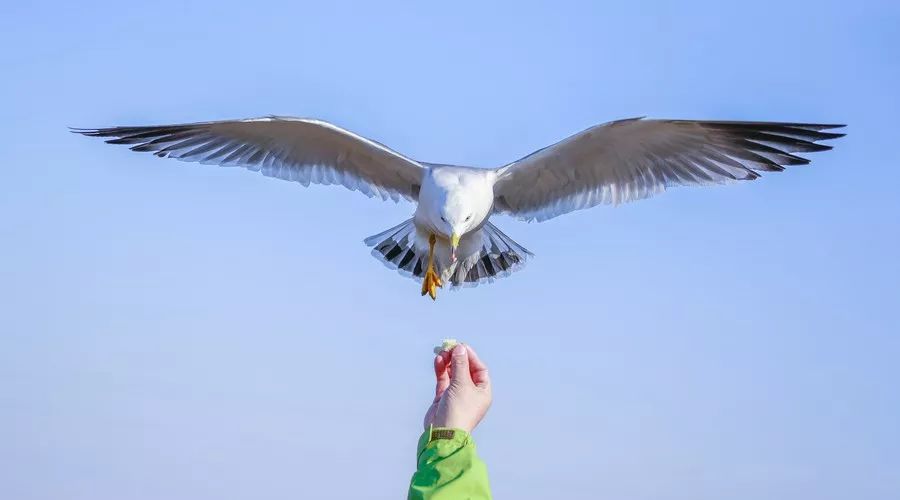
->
<box><xmin>421</xmin><ymin>265</ymin><xmax>443</xmax><ymax>300</ymax></box>
<box><xmin>420</xmin><ymin>233</ymin><xmax>443</xmax><ymax>300</ymax></box>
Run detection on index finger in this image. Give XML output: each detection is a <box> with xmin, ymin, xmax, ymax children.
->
<box><xmin>433</xmin><ymin>354</ymin><xmax>451</xmax><ymax>400</ymax></box>
<box><xmin>463</xmin><ymin>343</ymin><xmax>490</xmax><ymax>387</ymax></box>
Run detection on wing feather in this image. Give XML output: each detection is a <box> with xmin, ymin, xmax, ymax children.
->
<box><xmin>493</xmin><ymin>118</ymin><xmax>844</xmax><ymax>221</ymax></box>
<box><xmin>73</xmin><ymin>116</ymin><xmax>425</xmax><ymax>201</ymax></box>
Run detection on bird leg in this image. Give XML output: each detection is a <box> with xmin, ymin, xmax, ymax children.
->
<box><xmin>421</xmin><ymin>233</ymin><xmax>443</xmax><ymax>300</ymax></box>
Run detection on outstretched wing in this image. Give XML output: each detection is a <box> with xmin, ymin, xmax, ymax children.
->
<box><xmin>74</xmin><ymin>116</ymin><xmax>425</xmax><ymax>201</ymax></box>
<box><xmin>493</xmin><ymin>118</ymin><xmax>845</xmax><ymax>222</ymax></box>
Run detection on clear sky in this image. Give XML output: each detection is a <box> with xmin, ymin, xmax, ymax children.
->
<box><xmin>1</xmin><ymin>1</ymin><xmax>898</xmax><ymax>499</ymax></box>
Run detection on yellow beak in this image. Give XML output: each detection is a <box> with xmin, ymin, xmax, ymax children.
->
<box><xmin>450</xmin><ymin>233</ymin><xmax>460</xmax><ymax>263</ymax></box>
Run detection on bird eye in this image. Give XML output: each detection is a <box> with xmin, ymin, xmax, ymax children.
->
<box><xmin>465</xmin><ymin>214</ymin><xmax>472</xmax><ymax>221</ymax></box>
<box><xmin>440</xmin><ymin>216</ymin><xmax>447</xmax><ymax>222</ymax></box>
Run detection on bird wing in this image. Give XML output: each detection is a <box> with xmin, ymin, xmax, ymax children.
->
<box><xmin>492</xmin><ymin>118</ymin><xmax>845</xmax><ymax>222</ymax></box>
<box><xmin>74</xmin><ymin>116</ymin><xmax>426</xmax><ymax>201</ymax></box>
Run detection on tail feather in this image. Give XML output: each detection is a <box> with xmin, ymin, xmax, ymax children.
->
<box><xmin>454</xmin><ymin>222</ymin><xmax>532</xmax><ymax>287</ymax></box>
<box><xmin>364</xmin><ymin>219</ymin><xmax>426</xmax><ymax>279</ymax></box>
<box><xmin>364</xmin><ymin>219</ymin><xmax>532</xmax><ymax>288</ymax></box>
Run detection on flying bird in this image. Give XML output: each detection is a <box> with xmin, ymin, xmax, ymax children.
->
<box><xmin>74</xmin><ymin>116</ymin><xmax>844</xmax><ymax>299</ymax></box>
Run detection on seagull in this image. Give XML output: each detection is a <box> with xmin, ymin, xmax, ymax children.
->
<box><xmin>74</xmin><ymin>116</ymin><xmax>844</xmax><ymax>299</ymax></box>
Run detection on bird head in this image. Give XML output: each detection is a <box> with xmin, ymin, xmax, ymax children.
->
<box><xmin>439</xmin><ymin>205</ymin><xmax>473</xmax><ymax>264</ymax></box>
<box><xmin>429</xmin><ymin>169</ymin><xmax>496</xmax><ymax>265</ymax></box>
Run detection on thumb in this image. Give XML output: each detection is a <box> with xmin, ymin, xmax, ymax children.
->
<box><xmin>449</xmin><ymin>344</ymin><xmax>472</xmax><ymax>386</ymax></box>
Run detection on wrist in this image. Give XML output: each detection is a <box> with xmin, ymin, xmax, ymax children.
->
<box><xmin>432</xmin><ymin>416</ymin><xmax>475</xmax><ymax>433</ymax></box>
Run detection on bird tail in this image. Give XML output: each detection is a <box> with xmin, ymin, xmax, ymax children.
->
<box><xmin>364</xmin><ymin>219</ymin><xmax>428</xmax><ymax>279</ymax></box>
<box><xmin>364</xmin><ymin>219</ymin><xmax>533</xmax><ymax>288</ymax></box>
<box><xmin>449</xmin><ymin>222</ymin><xmax>532</xmax><ymax>287</ymax></box>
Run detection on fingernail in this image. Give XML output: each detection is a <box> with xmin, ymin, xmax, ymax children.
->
<box><xmin>454</xmin><ymin>345</ymin><xmax>467</xmax><ymax>356</ymax></box>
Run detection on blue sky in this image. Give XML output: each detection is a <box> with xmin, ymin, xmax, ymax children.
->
<box><xmin>1</xmin><ymin>1</ymin><xmax>898</xmax><ymax>499</ymax></box>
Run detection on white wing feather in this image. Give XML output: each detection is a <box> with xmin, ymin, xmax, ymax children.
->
<box><xmin>493</xmin><ymin>118</ymin><xmax>845</xmax><ymax>222</ymax></box>
<box><xmin>74</xmin><ymin>116</ymin><xmax>425</xmax><ymax>202</ymax></box>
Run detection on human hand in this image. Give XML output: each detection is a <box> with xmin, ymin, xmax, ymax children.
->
<box><xmin>423</xmin><ymin>344</ymin><xmax>492</xmax><ymax>433</ymax></box>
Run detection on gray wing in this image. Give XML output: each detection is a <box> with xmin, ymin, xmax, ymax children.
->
<box><xmin>74</xmin><ymin>116</ymin><xmax>425</xmax><ymax>201</ymax></box>
<box><xmin>492</xmin><ymin>118</ymin><xmax>845</xmax><ymax>222</ymax></box>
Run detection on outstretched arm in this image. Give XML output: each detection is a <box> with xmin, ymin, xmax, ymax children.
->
<box><xmin>408</xmin><ymin>344</ymin><xmax>493</xmax><ymax>500</ymax></box>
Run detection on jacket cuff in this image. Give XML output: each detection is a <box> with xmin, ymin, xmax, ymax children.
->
<box><xmin>416</xmin><ymin>426</ymin><xmax>472</xmax><ymax>460</ymax></box>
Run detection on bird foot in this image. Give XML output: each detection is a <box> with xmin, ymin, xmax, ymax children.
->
<box><xmin>421</xmin><ymin>265</ymin><xmax>443</xmax><ymax>300</ymax></box>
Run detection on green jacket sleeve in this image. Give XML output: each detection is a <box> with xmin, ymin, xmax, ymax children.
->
<box><xmin>407</xmin><ymin>427</ymin><xmax>492</xmax><ymax>500</ymax></box>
